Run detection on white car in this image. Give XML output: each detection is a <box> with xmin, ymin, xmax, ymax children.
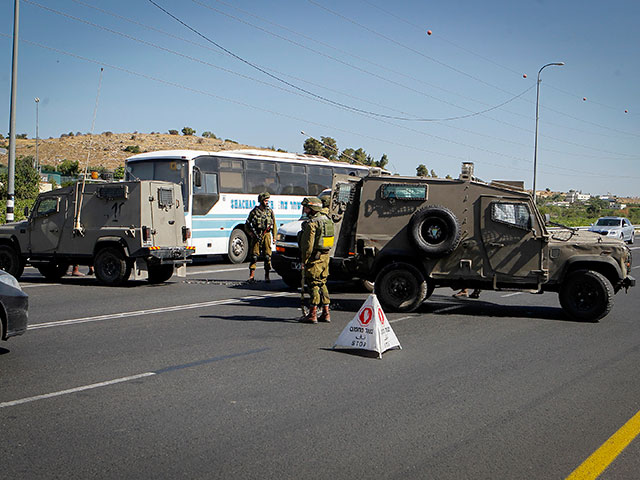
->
<box><xmin>588</xmin><ymin>217</ymin><xmax>635</xmax><ymax>244</ymax></box>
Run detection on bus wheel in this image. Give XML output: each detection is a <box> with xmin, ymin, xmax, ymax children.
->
<box><xmin>228</xmin><ymin>229</ymin><xmax>249</xmax><ymax>264</ymax></box>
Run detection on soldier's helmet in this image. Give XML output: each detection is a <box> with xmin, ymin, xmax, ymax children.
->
<box><xmin>301</xmin><ymin>196</ymin><xmax>323</xmax><ymax>212</ymax></box>
<box><xmin>258</xmin><ymin>192</ymin><xmax>271</xmax><ymax>202</ymax></box>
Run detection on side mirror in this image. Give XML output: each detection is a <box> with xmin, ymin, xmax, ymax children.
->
<box><xmin>193</xmin><ymin>167</ymin><xmax>202</xmax><ymax>188</ymax></box>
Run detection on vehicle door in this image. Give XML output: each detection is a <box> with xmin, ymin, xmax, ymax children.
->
<box><xmin>623</xmin><ymin>218</ymin><xmax>633</xmax><ymax>241</ymax></box>
<box><xmin>28</xmin><ymin>194</ymin><xmax>67</xmax><ymax>253</ymax></box>
<box><xmin>149</xmin><ymin>182</ymin><xmax>183</xmax><ymax>246</ymax></box>
<box><xmin>479</xmin><ymin>197</ymin><xmax>547</xmax><ymax>285</ymax></box>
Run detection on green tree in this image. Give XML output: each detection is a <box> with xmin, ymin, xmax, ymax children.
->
<box><xmin>182</xmin><ymin>127</ymin><xmax>196</xmax><ymax>136</ymax></box>
<box><xmin>416</xmin><ymin>164</ymin><xmax>429</xmax><ymax>177</ymax></box>
<box><xmin>0</xmin><ymin>156</ymin><xmax>40</xmax><ymax>222</ymax></box>
<box><xmin>114</xmin><ymin>166</ymin><xmax>125</xmax><ymax>179</ymax></box>
<box><xmin>586</xmin><ymin>197</ymin><xmax>608</xmax><ymax>216</ymax></box>
<box><xmin>378</xmin><ymin>154</ymin><xmax>389</xmax><ymax>169</ymax></box>
<box><xmin>58</xmin><ymin>159</ymin><xmax>79</xmax><ymax>177</ymax></box>
<box><xmin>430</xmin><ymin>169</ymin><xmax>437</xmax><ymax>178</ymax></box>
<box><xmin>202</xmin><ymin>131</ymin><xmax>217</xmax><ymax>139</ymax></box>
<box><xmin>303</xmin><ymin>137</ymin><xmax>323</xmax><ymax>156</ymax></box>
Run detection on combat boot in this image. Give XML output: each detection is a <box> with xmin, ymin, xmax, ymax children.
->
<box><xmin>300</xmin><ymin>306</ymin><xmax>318</xmax><ymax>324</ymax></box>
<box><xmin>248</xmin><ymin>270</ymin><xmax>256</xmax><ymax>283</ymax></box>
<box><xmin>264</xmin><ymin>270</ymin><xmax>271</xmax><ymax>283</ymax></box>
<box><xmin>319</xmin><ymin>305</ymin><xmax>331</xmax><ymax>323</ymax></box>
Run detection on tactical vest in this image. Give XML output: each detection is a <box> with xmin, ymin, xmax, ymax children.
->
<box><xmin>314</xmin><ymin>214</ymin><xmax>334</xmax><ymax>252</ymax></box>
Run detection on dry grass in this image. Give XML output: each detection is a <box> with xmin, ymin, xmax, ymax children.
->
<box><xmin>1</xmin><ymin>132</ymin><xmax>255</xmax><ymax>170</ymax></box>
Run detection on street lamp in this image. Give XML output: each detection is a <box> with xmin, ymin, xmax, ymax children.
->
<box><xmin>532</xmin><ymin>62</ymin><xmax>564</xmax><ymax>202</ymax></box>
<box><xmin>34</xmin><ymin>97</ymin><xmax>39</xmax><ymax>173</ymax></box>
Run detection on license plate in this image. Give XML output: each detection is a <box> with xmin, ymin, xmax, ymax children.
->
<box><xmin>291</xmin><ymin>261</ymin><xmax>302</xmax><ymax>271</ymax></box>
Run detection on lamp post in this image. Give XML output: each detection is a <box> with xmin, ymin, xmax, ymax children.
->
<box><xmin>532</xmin><ymin>62</ymin><xmax>564</xmax><ymax>202</ymax></box>
<box><xmin>34</xmin><ymin>97</ymin><xmax>39</xmax><ymax>173</ymax></box>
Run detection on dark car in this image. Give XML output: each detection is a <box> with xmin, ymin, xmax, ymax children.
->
<box><xmin>0</xmin><ymin>270</ymin><xmax>29</xmax><ymax>341</ymax></box>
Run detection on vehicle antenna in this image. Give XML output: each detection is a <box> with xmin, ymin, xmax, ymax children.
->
<box><xmin>73</xmin><ymin>67</ymin><xmax>104</xmax><ymax>236</ymax></box>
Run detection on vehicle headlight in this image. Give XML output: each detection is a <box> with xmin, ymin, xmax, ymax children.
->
<box><xmin>0</xmin><ymin>272</ymin><xmax>21</xmax><ymax>290</ymax></box>
<box><xmin>276</xmin><ymin>233</ymin><xmax>285</xmax><ymax>241</ymax></box>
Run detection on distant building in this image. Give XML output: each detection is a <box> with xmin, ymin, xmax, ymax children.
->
<box><xmin>565</xmin><ymin>190</ymin><xmax>591</xmax><ymax>204</ymax></box>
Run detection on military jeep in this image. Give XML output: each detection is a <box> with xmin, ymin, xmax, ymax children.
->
<box><xmin>329</xmin><ymin>163</ymin><xmax>634</xmax><ymax>321</ymax></box>
<box><xmin>0</xmin><ymin>180</ymin><xmax>194</xmax><ymax>286</ymax></box>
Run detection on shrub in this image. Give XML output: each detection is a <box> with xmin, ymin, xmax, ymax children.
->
<box><xmin>123</xmin><ymin>145</ymin><xmax>141</xmax><ymax>154</ymax></box>
<box><xmin>168</xmin><ymin>130</ymin><xmax>179</xmax><ymax>135</ymax></box>
<box><xmin>182</xmin><ymin>127</ymin><xmax>196</xmax><ymax>136</ymax></box>
<box><xmin>202</xmin><ymin>131</ymin><xmax>217</xmax><ymax>139</ymax></box>
<box><xmin>16</xmin><ymin>133</ymin><xmax>28</xmax><ymax>139</ymax></box>
<box><xmin>103</xmin><ymin>131</ymin><xmax>113</xmax><ymax>137</ymax></box>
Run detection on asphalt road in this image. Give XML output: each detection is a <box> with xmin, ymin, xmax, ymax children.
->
<box><xmin>2</xmin><ymin>252</ymin><xmax>640</xmax><ymax>479</ymax></box>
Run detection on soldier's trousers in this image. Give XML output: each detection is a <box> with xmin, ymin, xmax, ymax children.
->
<box><xmin>249</xmin><ymin>233</ymin><xmax>272</xmax><ymax>271</ymax></box>
<box><xmin>304</xmin><ymin>254</ymin><xmax>330</xmax><ymax>305</ymax></box>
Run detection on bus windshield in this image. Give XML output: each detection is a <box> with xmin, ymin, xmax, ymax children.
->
<box><xmin>127</xmin><ymin>160</ymin><xmax>189</xmax><ymax>210</ymax></box>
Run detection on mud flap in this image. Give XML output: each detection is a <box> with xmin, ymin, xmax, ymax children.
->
<box><xmin>175</xmin><ymin>263</ymin><xmax>187</xmax><ymax>278</ymax></box>
<box><xmin>131</xmin><ymin>258</ymin><xmax>149</xmax><ymax>281</ymax></box>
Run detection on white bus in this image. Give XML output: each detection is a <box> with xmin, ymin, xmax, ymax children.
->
<box><xmin>125</xmin><ymin>149</ymin><xmax>373</xmax><ymax>263</ymax></box>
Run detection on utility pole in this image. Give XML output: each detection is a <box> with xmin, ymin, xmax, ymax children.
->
<box><xmin>35</xmin><ymin>97</ymin><xmax>40</xmax><ymax>173</ymax></box>
<box><xmin>6</xmin><ymin>0</ymin><xmax>20</xmax><ymax>223</ymax></box>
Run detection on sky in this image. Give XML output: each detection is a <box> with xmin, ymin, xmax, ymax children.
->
<box><xmin>1</xmin><ymin>0</ymin><xmax>639</xmax><ymax>196</ymax></box>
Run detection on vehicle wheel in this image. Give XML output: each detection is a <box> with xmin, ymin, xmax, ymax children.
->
<box><xmin>424</xmin><ymin>279</ymin><xmax>436</xmax><ymax>300</ymax></box>
<box><xmin>374</xmin><ymin>262</ymin><xmax>428</xmax><ymax>313</ymax></box>
<box><xmin>227</xmin><ymin>229</ymin><xmax>249</xmax><ymax>264</ymax></box>
<box><xmin>409</xmin><ymin>205</ymin><xmax>461</xmax><ymax>257</ymax></box>
<box><xmin>94</xmin><ymin>247</ymin><xmax>131</xmax><ymax>286</ymax></box>
<box><xmin>37</xmin><ymin>262</ymin><xmax>70</xmax><ymax>281</ymax></box>
<box><xmin>147</xmin><ymin>264</ymin><xmax>174</xmax><ymax>284</ymax></box>
<box><xmin>628</xmin><ymin>233</ymin><xmax>634</xmax><ymax>245</ymax></box>
<box><xmin>0</xmin><ymin>245</ymin><xmax>24</xmax><ymax>279</ymax></box>
<box><xmin>559</xmin><ymin>269</ymin><xmax>613</xmax><ymax>322</ymax></box>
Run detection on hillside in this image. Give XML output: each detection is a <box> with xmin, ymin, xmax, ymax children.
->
<box><xmin>1</xmin><ymin>132</ymin><xmax>257</xmax><ymax>171</ymax></box>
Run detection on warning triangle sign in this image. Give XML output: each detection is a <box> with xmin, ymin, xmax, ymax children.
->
<box><xmin>333</xmin><ymin>294</ymin><xmax>401</xmax><ymax>358</ymax></box>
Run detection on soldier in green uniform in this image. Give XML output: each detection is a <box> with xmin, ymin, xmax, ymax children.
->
<box><xmin>246</xmin><ymin>192</ymin><xmax>277</xmax><ymax>282</ymax></box>
<box><xmin>299</xmin><ymin>196</ymin><xmax>334</xmax><ymax>323</ymax></box>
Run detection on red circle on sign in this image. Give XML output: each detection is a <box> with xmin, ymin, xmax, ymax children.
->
<box><xmin>378</xmin><ymin>308</ymin><xmax>385</xmax><ymax>325</ymax></box>
<box><xmin>359</xmin><ymin>307</ymin><xmax>373</xmax><ymax>325</ymax></box>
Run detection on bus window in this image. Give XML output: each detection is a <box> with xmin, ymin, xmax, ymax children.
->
<box><xmin>277</xmin><ymin>163</ymin><xmax>307</xmax><ymax>195</ymax></box>
<box><xmin>218</xmin><ymin>158</ymin><xmax>244</xmax><ymax>193</ymax></box>
<box><xmin>245</xmin><ymin>160</ymin><xmax>278</xmax><ymax>194</ymax></box>
<box><xmin>308</xmin><ymin>166</ymin><xmax>332</xmax><ymax>195</ymax></box>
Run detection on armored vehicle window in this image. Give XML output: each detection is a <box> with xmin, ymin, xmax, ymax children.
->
<box><xmin>308</xmin><ymin>166</ymin><xmax>332</xmax><ymax>196</ymax></box>
<box><xmin>157</xmin><ymin>187</ymin><xmax>174</xmax><ymax>208</ymax></box>
<box><xmin>97</xmin><ymin>185</ymin><xmax>128</xmax><ymax>200</ymax></box>
<box><xmin>381</xmin><ymin>184</ymin><xmax>428</xmax><ymax>200</ymax></box>
<box><xmin>335</xmin><ymin>182</ymin><xmax>356</xmax><ymax>203</ymax></box>
<box><xmin>35</xmin><ymin>197</ymin><xmax>59</xmax><ymax>217</ymax></box>
<box><xmin>277</xmin><ymin>163</ymin><xmax>307</xmax><ymax>195</ymax></box>
<box><xmin>491</xmin><ymin>202</ymin><xmax>531</xmax><ymax>230</ymax></box>
<box><xmin>245</xmin><ymin>160</ymin><xmax>278</xmax><ymax>194</ymax></box>
<box><xmin>126</xmin><ymin>159</ymin><xmax>188</xmax><ymax>210</ymax></box>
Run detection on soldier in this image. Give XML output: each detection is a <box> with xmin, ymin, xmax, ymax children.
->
<box><xmin>246</xmin><ymin>192</ymin><xmax>277</xmax><ymax>282</ymax></box>
<box><xmin>299</xmin><ymin>196</ymin><xmax>334</xmax><ymax>323</ymax></box>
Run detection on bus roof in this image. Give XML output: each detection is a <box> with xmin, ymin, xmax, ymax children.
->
<box><xmin>126</xmin><ymin>149</ymin><xmax>371</xmax><ymax>170</ymax></box>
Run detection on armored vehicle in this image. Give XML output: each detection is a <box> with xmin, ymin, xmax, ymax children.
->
<box><xmin>329</xmin><ymin>163</ymin><xmax>634</xmax><ymax>321</ymax></box>
<box><xmin>0</xmin><ymin>181</ymin><xmax>194</xmax><ymax>286</ymax></box>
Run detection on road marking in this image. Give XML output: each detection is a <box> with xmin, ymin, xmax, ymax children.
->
<box><xmin>501</xmin><ymin>292</ymin><xmax>523</xmax><ymax>298</ymax></box>
<box><xmin>390</xmin><ymin>315</ymin><xmax>416</xmax><ymax>324</ymax></box>
<box><xmin>632</xmin><ymin>265</ymin><xmax>640</xmax><ymax>270</ymax></box>
<box><xmin>566</xmin><ymin>409</ymin><xmax>640</xmax><ymax>480</ymax></box>
<box><xmin>0</xmin><ymin>373</ymin><xmax>156</xmax><ymax>408</ymax></box>
<box><xmin>0</xmin><ymin>348</ymin><xmax>269</xmax><ymax>409</ymax></box>
<box><xmin>28</xmin><ymin>292</ymin><xmax>293</xmax><ymax>330</ymax></box>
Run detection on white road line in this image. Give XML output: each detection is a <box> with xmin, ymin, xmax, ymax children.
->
<box><xmin>633</xmin><ymin>265</ymin><xmax>640</xmax><ymax>270</ymax></box>
<box><xmin>21</xmin><ymin>283</ymin><xmax>58</xmax><ymax>288</ymax></box>
<box><xmin>501</xmin><ymin>292</ymin><xmax>523</xmax><ymax>298</ymax></box>
<box><xmin>28</xmin><ymin>292</ymin><xmax>293</xmax><ymax>330</ymax></box>
<box><xmin>0</xmin><ymin>372</ymin><xmax>156</xmax><ymax>409</ymax></box>
<box><xmin>390</xmin><ymin>315</ymin><xmax>415</xmax><ymax>324</ymax></box>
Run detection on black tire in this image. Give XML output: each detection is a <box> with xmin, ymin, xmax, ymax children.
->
<box><xmin>409</xmin><ymin>205</ymin><xmax>461</xmax><ymax>257</ymax></box>
<box><xmin>375</xmin><ymin>262</ymin><xmax>428</xmax><ymax>313</ymax></box>
<box><xmin>228</xmin><ymin>228</ymin><xmax>249</xmax><ymax>264</ymax></box>
<box><xmin>148</xmin><ymin>264</ymin><xmax>174</xmax><ymax>284</ymax></box>
<box><xmin>94</xmin><ymin>247</ymin><xmax>131</xmax><ymax>286</ymax></box>
<box><xmin>0</xmin><ymin>245</ymin><xmax>24</xmax><ymax>279</ymax></box>
<box><xmin>37</xmin><ymin>262</ymin><xmax>70</xmax><ymax>281</ymax></box>
<box><xmin>559</xmin><ymin>270</ymin><xmax>613</xmax><ymax>322</ymax></box>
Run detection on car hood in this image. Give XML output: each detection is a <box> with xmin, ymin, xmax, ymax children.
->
<box><xmin>278</xmin><ymin>220</ymin><xmax>305</xmax><ymax>236</ymax></box>
<box><xmin>549</xmin><ymin>229</ymin><xmax>623</xmax><ymax>246</ymax></box>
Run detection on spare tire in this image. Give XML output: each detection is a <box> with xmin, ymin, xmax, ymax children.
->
<box><xmin>409</xmin><ymin>205</ymin><xmax>461</xmax><ymax>256</ymax></box>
